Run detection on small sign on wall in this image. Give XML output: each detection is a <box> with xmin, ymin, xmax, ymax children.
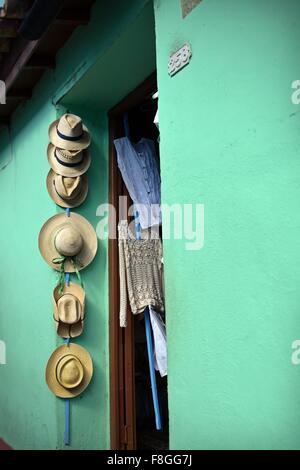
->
<box><xmin>168</xmin><ymin>43</ymin><xmax>192</xmax><ymax>77</ymax></box>
<box><xmin>181</xmin><ymin>0</ymin><xmax>202</xmax><ymax>18</ymax></box>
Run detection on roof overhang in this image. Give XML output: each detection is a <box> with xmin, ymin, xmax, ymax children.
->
<box><xmin>0</xmin><ymin>0</ymin><xmax>94</xmax><ymax>127</ymax></box>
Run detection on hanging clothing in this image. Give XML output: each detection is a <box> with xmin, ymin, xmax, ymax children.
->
<box><xmin>118</xmin><ymin>221</ymin><xmax>164</xmax><ymax>327</ymax></box>
<box><xmin>154</xmin><ymin>109</ymin><xmax>159</xmax><ymax>130</ymax></box>
<box><xmin>149</xmin><ymin>306</ymin><xmax>167</xmax><ymax>377</ymax></box>
<box><xmin>114</xmin><ymin>137</ymin><xmax>161</xmax><ymax>229</ymax></box>
<box><xmin>152</xmin><ymin>91</ymin><xmax>160</xmax><ymax>143</ymax></box>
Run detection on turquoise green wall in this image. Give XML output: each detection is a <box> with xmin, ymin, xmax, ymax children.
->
<box><xmin>155</xmin><ymin>0</ymin><xmax>300</xmax><ymax>450</ymax></box>
<box><xmin>3</xmin><ymin>0</ymin><xmax>298</xmax><ymax>451</ymax></box>
<box><xmin>0</xmin><ymin>0</ymin><xmax>154</xmax><ymax>450</ymax></box>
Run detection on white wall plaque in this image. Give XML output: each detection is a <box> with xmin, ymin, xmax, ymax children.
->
<box><xmin>168</xmin><ymin>43</ymin><xmax>192</xmax><ymax>77</ymax></box>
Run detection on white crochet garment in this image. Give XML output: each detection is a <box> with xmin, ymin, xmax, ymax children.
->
<box><xmin>118</xmin><ymin>220</ymin><xmax>164</xmax><ymax>327</ymax></box>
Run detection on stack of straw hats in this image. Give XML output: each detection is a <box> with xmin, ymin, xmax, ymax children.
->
<box><xmin>38</xmin><ymin>114</ymin><xmax>96</xmax><ymax>399</ymax></box>
<box><xmin>47</xmin><ymin>114</ymin><xmax>91</xmax><ymax>208</ymax></box>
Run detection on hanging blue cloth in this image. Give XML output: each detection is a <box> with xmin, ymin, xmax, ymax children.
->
<box><xmin>115</xmin><ymin>113</ymin><xmax>161</xmax><ymax>229</ymax></box>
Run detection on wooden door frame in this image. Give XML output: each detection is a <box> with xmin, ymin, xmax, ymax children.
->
<box><xmin>108</xmin><ymin>72</ymin><xmax>157</xmax><ymax>450</ymax></box>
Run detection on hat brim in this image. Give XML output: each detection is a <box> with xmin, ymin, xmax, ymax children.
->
<box><xmin>47</xmin><ymin>144</ymin><xmax>91</xmax><ymax>177</ymax></box>
<box><xmin>49</xmin><ymin>119</ymin><xmax>91</xmax><ymax>151</ymax></box>
<box><xmin>38</xmin><ymin>212</ymin><xmax>98</xmax><ymax>273</ymax></box>
<box><xmin>53</xmin><ymin>283</ymin><xmax>85</xmax><ymax>338</ymax></box>
<box><xmin>46</xmin><ymin>344</ymin><xmax>93</xmax><ymax>398</ymax></box>
<box><xmin>55</xmin><ymin>320</ymin><xmax>84</xmax><ymax>338</ymax></box>
<box><xmin>46</xmin><ymin>170</ymin><xmax>89</xmax><ymax>208</ymax></box>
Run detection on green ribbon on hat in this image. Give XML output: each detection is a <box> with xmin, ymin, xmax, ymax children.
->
<box><xmin>52</xmin><ymin>256</ymin><xmax>84</xmax><ymax>294</ymax></box>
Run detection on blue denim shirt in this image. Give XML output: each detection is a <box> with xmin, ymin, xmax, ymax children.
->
<box><xmin>114</xmin><ymin>137</ymin><xmax>161</xmax><ymax>229</ymax></box>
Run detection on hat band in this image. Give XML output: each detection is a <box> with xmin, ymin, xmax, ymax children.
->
<box><xmin>56</xmin><ymin>126</ymin><xmax>84</xmax><ymax>142</ymax></box>
<box><xmin>55</xmin><ymin>150</ymin><xmax>84</xmax><ymax>168</ymax></box>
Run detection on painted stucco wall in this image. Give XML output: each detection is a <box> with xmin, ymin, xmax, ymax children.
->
<box><xmin>154</xmin><ymin>0</ymin><xmax>300</xmax><ymax>450</ymax></box>
<box><xmin>0</xmin><ymin>0</ymin><xmax>153</xmax><ymax>450</ymax></box>
<box><xmin>2</xmin><ymin>0</ymin><xmax>299</xmax><ymax>452</ymax></box>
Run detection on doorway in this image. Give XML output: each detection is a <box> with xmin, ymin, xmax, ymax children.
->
<box><xmin>108</xmin><ymin>73</ymin><xmax>169</xmax><ymax>450</ymax></box>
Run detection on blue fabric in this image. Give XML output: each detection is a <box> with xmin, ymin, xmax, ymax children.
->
<box><xmin>114</xmin><ymin>137</ymin><xmax>161</xmax><ymax>229</ymax></box>
<box><xmin>123</xmin><ymin>113</ymin><xmax>131</xmax><ymax>140</ymax></box>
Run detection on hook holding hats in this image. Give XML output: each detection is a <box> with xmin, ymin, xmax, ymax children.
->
<box><xmin>38</xmin><ymin>114</ymin><xmax>97</xmax><ymax>444</ymax></box>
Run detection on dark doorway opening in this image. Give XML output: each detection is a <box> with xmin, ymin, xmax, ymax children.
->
<box><xmin>108</xmin><ymin>73</ymin><xmax>169</xmax><ymax>450</ymax></box>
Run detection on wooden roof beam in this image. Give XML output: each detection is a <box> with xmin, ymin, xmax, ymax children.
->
<box><xmin>0</xmin><ymin>19</ymin><xmax>19</xmax><ymax>38</ymax></box>
<box><xmin>0</xmin><ymin>38</ymin><xmax>10</xmax><ymax>52</ymax></box>
<box><xmin>55</xmin><ymin>9</ymin><xmax>90</xmax><ymax>26</ymax></box>
<box><xmin>7</xmin><ymin>88</ymin><xmax>32</xmax><ymax>100</ymax></box>
<box><xmin>25</xmin><ymin>55</ymin><xmax>55</xmax><ymax>70</ymax></box>
<box><xmin>0</xmin><ymin>1</ymin><xmax>29</xmax><ymax>19</ymax></box>
<box><xmin>0</xmin><ymin>117</ymin><xmax>10</xmax><ymax>128</ymax></box>
<box><xmin>2</xmin><ymin>38</ymin><xmax>39</xmax><ymax>92</ymax></box>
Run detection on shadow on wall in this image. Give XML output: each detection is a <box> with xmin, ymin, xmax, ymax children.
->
<box><xmin>0</xmin><ymin>127</ymin><xmax>13</xmax><ymax>172</ymax></box>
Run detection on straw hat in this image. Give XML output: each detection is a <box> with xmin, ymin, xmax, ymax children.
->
<box><xmin>46</xmin><ymin>343</ymin><xmax>93</xmax><ymax>398</ymax></box>
<box><xmin>53</xmin><ymin>283</ymin><xmax>85</xmax><ymax>338</ymax></box>
<box><xmin>47</xmin><ymin>144</ymin><xmax>91</xmax><ymax>177</ymax></box>
<box><xmin>49</xmin><ymin>114</ymin><xmax>91</xmax><ymax>151</ymax></box>
<box><xmin>38</xmin><ymin>212</ymin><xmax>98</xmax><ymax>272</ymax></box>
<box><xmin>46</xmin><ymin>170</ymin><xmax>88</xmax><ymax>208</ymax></box>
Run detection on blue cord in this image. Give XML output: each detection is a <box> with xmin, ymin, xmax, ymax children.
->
<box><xmin>65</xmin><ymin>272</ymin><xmax>70</xmax><ymax>286</ymax></box>
<box><xmin>144</xmin><ymin>307</ymin><xmax>162</xmax><ymax>430</ymax></box>
<box><xmin>64</xmin><ymin>270</ymin><xmax>71</xmax><ymax>445</ymax></box>
<box><xmin>64</xmin><ymin>335</ymin><xmax>70</xmax><ymax>445</ymax></box>
<box><xmin>135</xmin><ymin>211</ymin><xmax>162</xmax><ymax>431</ymax></box>
<box><xmin>64</xmin><ymin>395</ymin><xmax>70</xmax><ymax>446</ymax></box>
<box><xmin>134</xmin><ymin>211</ymin><xmax>142</xmax><ymax>240</ymax></box>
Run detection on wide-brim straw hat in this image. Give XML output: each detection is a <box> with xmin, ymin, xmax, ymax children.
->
<box><xmin>47</xmin><ymin>144</ymin><xmax>91</xmax><ymax>177</ymax></box>
<box><xmin>53</xmin><ymin>283</ymin><xmax>85</xmax><ymax>338</ymax></box>
<box><xmin>49</xmin><ymin>114</ymin><xmax>91</xmax><ymax>151</ymax></box>
<box><xmin>46</xmin><ymin>170</ymin><xmax>88</xmax><ymax>208</ymax></box>
<box><xmin>46</xmin><ymin>343</ymin><xmax>93</xmax><ymax>398</ymax></box>
<box><xmin>38</xmin><ymin>212</ymin><xmax>98</xmax><ymax>273</ymax></box>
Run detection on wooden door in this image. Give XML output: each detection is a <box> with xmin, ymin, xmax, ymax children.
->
<box><xmin>108</xmin><ymin>73</ymin><xmax>157</xmax><ymax>450</ymax></box>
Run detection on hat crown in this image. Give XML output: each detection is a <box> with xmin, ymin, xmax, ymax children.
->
<box><xmin>56</xmin><ymin>354</ymin><xmax>84</xmax><ymax>389</ymax></box>
<box><xmin>57</xmin><ymin>114</ymin><xmax>83</xmax><ymax>138</ymax></box>
<box><xmin>55</xmin><ymin>175</ymin><xmax>81</xmax><ymax>200</ymax></box>
<box><xmin>57</xmin><ymin>294</ymin><xmax>81</xmax><ymax>324</ymax></box>
<box><xmin>54</xmin><ymin>226</ymin><xmax>83</xmax><ymax>257</ymax></box>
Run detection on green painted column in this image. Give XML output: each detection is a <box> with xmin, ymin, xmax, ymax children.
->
<box><xmin>154</xmin><ymin>0</ymin><xmax>300</xmax><ymax>450</ymax></box>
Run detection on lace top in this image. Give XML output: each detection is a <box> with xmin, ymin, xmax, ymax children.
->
<box><xmin>118</xmin><ymin>221</ymin><xmax>164</xmax><ymax>327</ymax></box>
